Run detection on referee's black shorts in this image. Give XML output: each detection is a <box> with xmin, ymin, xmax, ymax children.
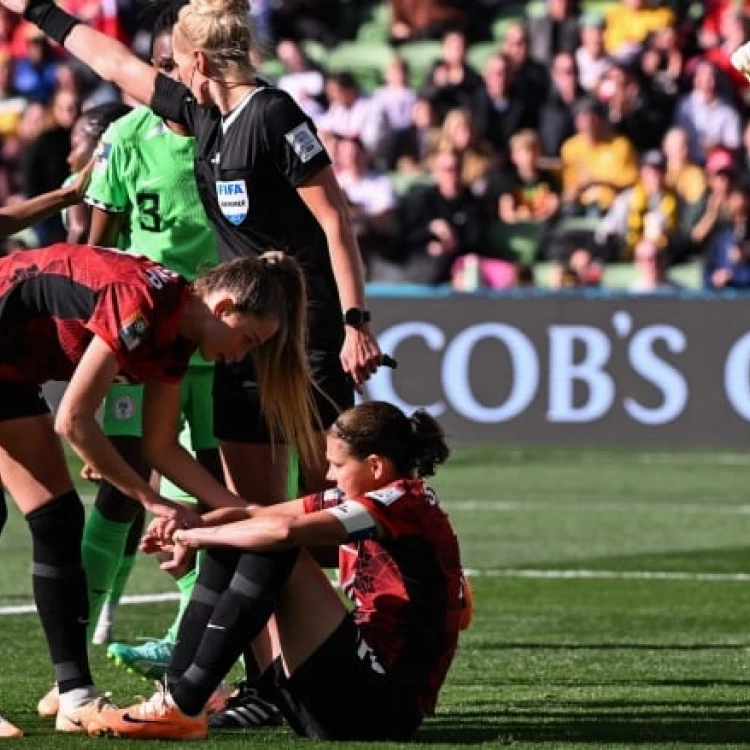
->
<box><xmin>261</xmin><ymin>615</ymin><xmax>423</xmax><ymax>741</ymax></box>
<box><xmin>213</xmin><ymin>351</ymin><xmax>354</xmax><ymax>443</ymax></box>
<box><xmin>0</xmin><ymin>382</ymin><xmax>49</xmax><ymax>423</ymax></box>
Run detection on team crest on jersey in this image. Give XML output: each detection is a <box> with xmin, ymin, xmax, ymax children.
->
<box><xmin>119</xmin><ymin>310</ymin><xmax>149</xmax><ymax>352</ymax></box>
<box><xmin>111</xmin><ymin>394</ymin><xmax>136</xmax><ymax>421</ymax></box>
<box><xmin>216</xmin><ymin>180</ymin><xmax>249</xmax><ymax>225</ymax></box>
<box><xmin>365</xmin><ymin>486</ymin><xmax>404</xmax><ymax>506</ymax></box>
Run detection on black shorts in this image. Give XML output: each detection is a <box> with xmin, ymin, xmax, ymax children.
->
<box><xmin>263</xmin><ymin>615</ymin><xmax>423</xmax><ymax>741</ymax></box>
<box><xmin>213</xmin><ymin>352</ymin><xmax>354</xmax><ymax>444</ymax></box>
<box><xmin>0</xmin><ymin>382</ymin><xmax>49</xmax><ymax>423</ymax></box>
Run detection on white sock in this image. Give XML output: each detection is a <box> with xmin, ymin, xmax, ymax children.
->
<box><xmin>58</xmin><ymin>686</ymin><xmax>96</xmax><ymax>712</ymax></box>
<box><xmin>99</xmin><ymin>600</ymin><xmax>116</xmax><ymax>626</ymax></box>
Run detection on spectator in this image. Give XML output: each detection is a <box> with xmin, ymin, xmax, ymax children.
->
<box><xmin>0</xmin><ymin>52</ymin><xmax>24</xmax><ymax>138</ymax></box>
<box><xmin>704</xmin><ymin>186</ymin><xmax>750</xmax><ymax>289</ymax></box>
<box><xmin>630</xmin><ymin>240</ymin><xmax>681</xmax><ymax>292</ymax></box>
<box><xmin>596</xmin><ymin>149</ymin><xmax>679</xmax><ymax>260</ymax></box>
<box><xmin>638</xmin><ymin>25</ymin><xmax>684</xmax><ymax>108</ymax></box>
<box><xmin>604</xmin><ymin>0</ymin><xmax>675</xmax><ymax>60</ymax></box>
<box><xmin>318</xmin><ymin>71</ymin><xmax>389</xmax><ymax>154</ymax></box>
<box><xmin>502</xmin><ymin>23</ymin><xmax>550</xmax><ymax>106</ymax></box>
<box><xmin>568</xmin><ymin>246</ymin><xmax>603</xmax><ymax>286</ymax></box>
<box><xmin>475</xmin><ymin>52</ymin><xmax>533</xmax><ymax>159</ymax></box>
<box><xmin>422</xmin><ymin>29</ymin><xmax>485</xmax><ymax>123</ymax></box>
<box><xmin>702</xmin><ymin>11</ymin><xmax>750</xmax><ymax>107</ymax></box>
<box><xmin>560</xmin><ymin>97</ymin><xmax>638</xmax><ymax>218</ymax></box>
<box><xmin>674</xmin><ymin>60</ymin><xmax>742</xmax><ymax>164</ymax></box>
<box><xmin>335</xmin><ymin>135</ymin><xmax>397</xmax><ymax>271</ymax></box>
<box><xmin>371</xmin><ymin>56</ymin><xmax>417</xmax><ymax>135</ymax></box>
<box><xmin>576</xmin><ymin>14</ymin><xmax>611</xmax><ymax>93</ymax></box>
<box><xmin>22</xmin><ymin>86</ymin><xmax>80</xmax><ymax>244</ymax></box>
<box><xmin>382</xmin><ymin>94</ymin><xmax>441</xmax><ymax>173</ymax></box>
<box><xmin>498</xmin><ymin>129</ymin><xmax>560</xmax><ymax>229</ymax></box>
<box><xmin>270</xmin><ymin>0</ymin><xmax>342</xmax><ymax>48</ymax></box>
<box><xmin>377</xmin><ymin>149</ymin><xmax>486</xmax><ymax>284</ymax></box>
<box><xmin>276</xmin><ymin>39</ymin><xmax>326</xmax><ymax>120</ymax></box>
<box><xmin>390</xmin><ymin>0</ymin><xmax>469</xmax><ymax>43</ymax></box>
<box><xmin>699</xmin><ymin>0</ymin><xmax>750</xmax><ymax>50</ymax></box>
<box><xmin>538</xmin><ymin>51</ymin><xmax>584</xmax><ymax>158</ymax></box>
<box><xmin>735</xmin><ymin>119</ymin><xmax>750</xmax><ymax>190</ymax></box>
<box><xmin>13</xmin><ymin>25</ymin><xmax>57</xmax><ymax>102</ymax></box>
<box><xmin>691</xmin><ymin>148</ymin><xmax>735</xmax><ymax>252</ymax></box>
<box><xmin>434</xmin><ymin>107</ymin><xmax>495</xmax><ymax>193</ymax></box>
<box><xmin>548</xmin><ymin>262</ymin><xmax>584</xmax><ymax>288</ymax></box>
<box><xmin>598</xmin><ymin>62</ymin><xmax>670</xmax><ymax>152</ymax></box>
<box><xmin>528</xmin><ymin>0</ymin><xmax>580</xmax><ymax>67</ymax></box>
<box><xmin>663</xmin><ymin>126</ymin><xmax>707</xmax><ymax>251</ymax></box>
<box><xmin>0</xmin><ymin>99</ymin><xmax>43</xmax><ymax>206</ymax></box>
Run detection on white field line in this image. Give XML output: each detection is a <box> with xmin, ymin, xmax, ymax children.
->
<box><xmin>444</xmin><ymin>500</ymin><xmax>750</xmax><ymax>514</ymax></box>
<box><xmin>3</xmin><ymin>569</ymin><xmax>750</xmax><ymax>617</ymax></box>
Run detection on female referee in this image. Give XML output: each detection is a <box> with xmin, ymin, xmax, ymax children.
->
<box><xmin>88</xmin><ymin>402</ymin><xmax>468</xmax><ymax>741</ymax></box>
<box><xmin>0</xmin><ymin>244</ymin><xmax>316</xmax><ymax>736</ymax></box>
<box><xmin>9</xmin><ymin>0</ymin><xmax>382</xmax><ymax>503</ymax></box>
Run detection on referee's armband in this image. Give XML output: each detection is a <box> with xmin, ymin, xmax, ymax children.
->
<box><xmin>327</xmin><ymin>500</ymin><xmax>379</xmax><ymax>542</ymax></box>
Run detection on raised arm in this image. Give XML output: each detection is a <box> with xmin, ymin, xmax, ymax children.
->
<box><xmin>8</xmin><ymin>0</ymin><xmax>158</xmax><ymax>105</ymax></box>
<box><xmin>0</xmin><ymin>160</ymin><xmax>92</xmax><ymax>237</ymax></box>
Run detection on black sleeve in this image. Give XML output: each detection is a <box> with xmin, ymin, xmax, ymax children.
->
<box><xmin>149</xmin><ymin>74</ymin><xmax>197</xmax><ymax>133</ymax></box>
<box><xmin>262</xmin><ymin>91</ymin><xmax>331</xmax><ymax>187</ymax></box>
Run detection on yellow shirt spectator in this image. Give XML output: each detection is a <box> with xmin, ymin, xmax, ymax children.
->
<box><xmin>561</xmin><ymin>133</ymin><xmax>639</xmax><ymax>212</ymax></box>
<box><xmin>604</xmin><ymin>1</ymin><xmax>675</xmax><ymax>57</ymax></box>
<box><xmin>666</xmin><ymin>163</ymin><xmax>707</xmax><ymax>206</ymax></box>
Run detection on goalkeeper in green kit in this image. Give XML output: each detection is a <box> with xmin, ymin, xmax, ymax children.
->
<box><xmin>37</xmin><ymin>0</ymin><xmax>224</xmax><ymax>720</ymax></box>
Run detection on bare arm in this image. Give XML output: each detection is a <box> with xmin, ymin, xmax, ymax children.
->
<box><xmin>142</xmin><ymin>380</ymin><xmax>247</xmax><ymax>510</ymax></box>
<box><xmin>56</xmin><ymin>336</ymin><xmax>196</xmax><ymax>524</ymax></box>
<box><xmin>0</xmin><ymin>162</ymin><xmax>92</xmax><ymax>237</ymax></box>
<box><xmin>297</xmin><ymin>167</ymin><xmax>382</xmax><ymax>387</ymax></box>
<box><xmin>174</xmin><ymin>507</ymin><xmax>352</xmax><ymax>553</ymax></box>
<box><xmin>88</xmin><ymin>206</ymin><xmax>123</xmax><ymax>247</ymax></box>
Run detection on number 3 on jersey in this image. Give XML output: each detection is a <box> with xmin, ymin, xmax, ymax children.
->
<box><xmin>137</xmin><ymin>192</ymin><xmax>161</xmax><ymax>232</ymax></box>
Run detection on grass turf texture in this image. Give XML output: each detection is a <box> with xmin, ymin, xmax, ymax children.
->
<box><xmin>1</xmin><ymin>446</ymin><xmax>750</xmax><ymax>748</ymax></box>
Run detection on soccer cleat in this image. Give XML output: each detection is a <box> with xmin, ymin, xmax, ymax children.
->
<box><xmin>731</xmin><ymin>42</ymin><xmax>750</xmax><ymax>76</ymax></box>
<box><xmin>208</xmin><ymin>681</ymin><xmax>283</xmax><ymax>729</ymax></box>
<box><xmin>87</xmin><ymin>684</ymin><xmax>207</xmax><ymax>740</ymax></box>
<box><xmin>107</xmin><ymin>638</ymin><xmax>173</xmax><ymax>680</ymax></box>
<box><xmin>37</xmin><ymin>682</ymin><xmax>59</xmax><ymax>718</ymax></box>
<box><xmin>0</xmin><ymin>714</ymin><xmax>22</xmax><ymax>739</ymax></box>
<box><xmin>205</xmin><ymin>681</ymin><xmax>230</xmax><ymax>715</ymax></box>
<box><xmin>55</xmin><ymin>693</ymin><xmax>117</xmax><ymax>734</ymax></box>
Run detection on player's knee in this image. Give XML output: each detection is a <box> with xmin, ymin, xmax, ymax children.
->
<box><xmin>26</xmin><ymin>491</ymin><xmax>85</xmax><ymax>566</ymax></box>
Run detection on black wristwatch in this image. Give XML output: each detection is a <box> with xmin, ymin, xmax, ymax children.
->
<box><xmin>343</xmin><ymin>308</ymin><xmax>371</xmax><ymax>328</ymax></box>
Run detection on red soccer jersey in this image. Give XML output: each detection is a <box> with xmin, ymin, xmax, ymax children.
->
<box><xmin>0</xmin><ymin>244</ymin><xmax>195</xmax><ymax>385</ymax></box>
<box><xmin>303</xmin><ymin>478</ymin><xmax>464</xmax><ymax>714</ymax></box>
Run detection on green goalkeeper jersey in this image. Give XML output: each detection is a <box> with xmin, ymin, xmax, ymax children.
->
<box><xmin>86</xmin><ymin>106</ymin><xmax>218</xmax><ymax>281</ymax></box>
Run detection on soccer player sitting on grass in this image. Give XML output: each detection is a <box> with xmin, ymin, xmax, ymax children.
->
<box><xmin>88</xmin><ymin>401</ymin><xmax>473</xmax><ymax>741</ymax></box>
<box><xmin>0</xmin><ymin>245</ymin><xmax>317</xmax><ymax>737</ymax></box>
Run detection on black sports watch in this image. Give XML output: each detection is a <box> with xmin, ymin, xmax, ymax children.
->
<box><xmin>343</xmin><ymin>307</ymin><xmax>371</xmax><ymax>328</ymax></box>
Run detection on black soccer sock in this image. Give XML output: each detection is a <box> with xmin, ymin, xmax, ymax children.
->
<box><xmin>167</xmin><ymin>546</ymin><xmax>242</xmax><ymax>683</ymax></box>
<box><xmin>26</xmin><ymin>491</ymin><xmax>93</xmax><ymax>693</ymax></box>
<box><xmin>171</xmin><ymin>548</ymin><xmax>299</xmax><ymax>716</ymax></box>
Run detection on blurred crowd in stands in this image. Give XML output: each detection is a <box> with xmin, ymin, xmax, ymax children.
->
<box><xmin>4</xmin><ymin>0</ymin><xmax>750</xmax><ymax>293</ymax></box>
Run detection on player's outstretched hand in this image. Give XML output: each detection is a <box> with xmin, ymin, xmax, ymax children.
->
<box><xmin>731</xmin><ymin>42</ymin><xmax>750</xmax><ymax>79</ymax></box>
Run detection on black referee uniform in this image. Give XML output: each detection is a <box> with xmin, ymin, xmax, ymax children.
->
<box><xmin>150</xmin><ymin>74</ymin><xmax>353</xmax><ymax>442</ymax></box>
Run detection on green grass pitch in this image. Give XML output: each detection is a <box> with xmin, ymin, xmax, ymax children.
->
<box><xmin>1</xmin><ymin>446</ymin><xmax>750</xmax><ymax>749</ymax></box>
